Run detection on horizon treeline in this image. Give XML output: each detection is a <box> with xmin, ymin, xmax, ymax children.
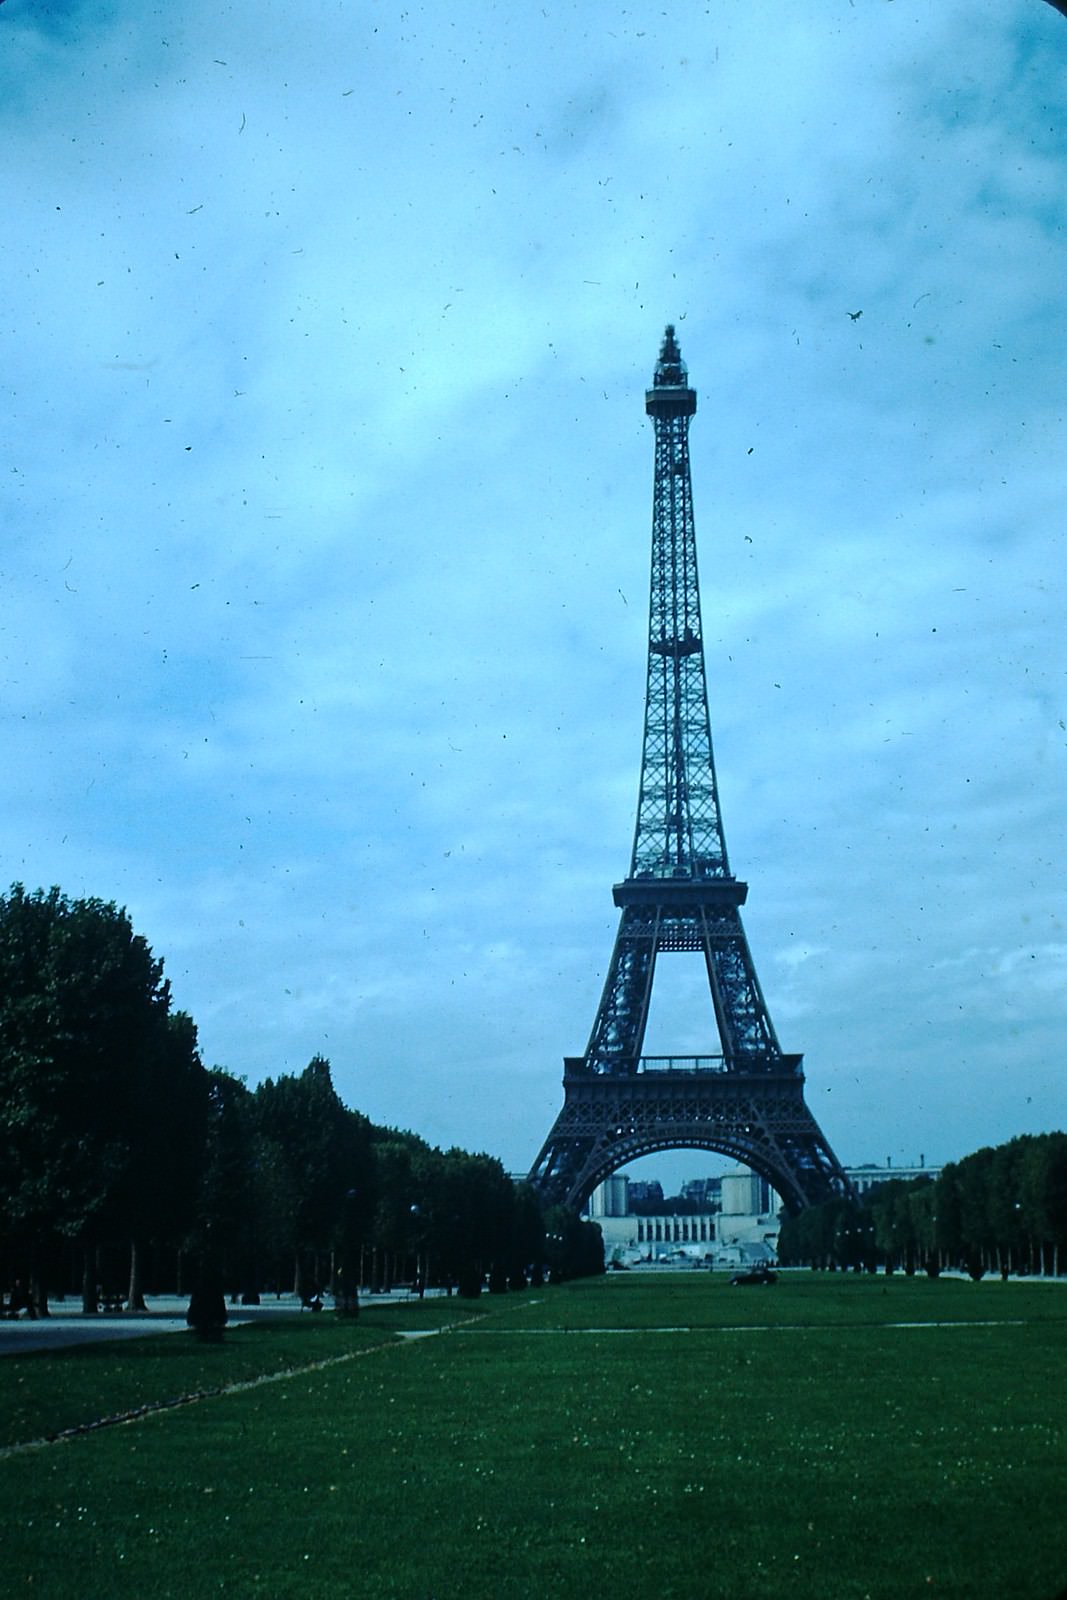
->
<box><xmin>0</xmin><ymin>884</ymin><xmax>602</xmax><ymax>1314</ymax></box>
<box><xmin>780</xmin><ymin>1132</ymin><xmax>1067</xmax><ymax>1277</ymax></box>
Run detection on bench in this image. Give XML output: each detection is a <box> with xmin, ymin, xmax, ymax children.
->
<box><xmin>1</xmin><ymin>1293</ymin><xmax>36</xmax><ymax>1319</ymax></box>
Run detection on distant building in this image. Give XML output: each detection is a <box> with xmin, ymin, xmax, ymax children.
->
<box><xmin>845</xmin><ymin>1160</ymin><xmax>941</xmax><ymax>1197</ymax></box>
<box><xmin>713</xmin><ymin>1169</ymin><xmax>779</xmax><ymax>1264</ymax></box>
<box><xmin>626</xmin><ymin>1179</ymin><xmax>665</xmax><ymax>1212</ymax></box>
<box><xmin>586</xmin><ymin>1171</ymin><xmax>766</xmax><ymax>1267</ymax></box>
<box><xmin>587</xmin><ymin>1174</ymin><xmax>629</xmax><ymax>1218</ymax></box>
<box><xmin>720</xmin><ymin>1169</ymin><xmax>774</xmax><ymax>1217</ymax></box>
<box><xmin>681</xmin><ymin>1176</ymin><xmax>722</xmax><ymax>1209</ymax></box>
<box><xmin>592</xmin><ymin>1209</ymin><xmax>719</xmax><ymax>1265</ymax></box>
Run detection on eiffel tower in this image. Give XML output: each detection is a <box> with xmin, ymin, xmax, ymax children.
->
<box><xmin>529</xmin><ymin>327</ymin><xmax>850</xmax><ymax>1215</ymax></box>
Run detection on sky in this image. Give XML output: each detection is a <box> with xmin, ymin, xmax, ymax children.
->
<box><xmin>3</xmin><ymin>0</ymin><xmax>1066</xmax><ymax>1192</ymax></box>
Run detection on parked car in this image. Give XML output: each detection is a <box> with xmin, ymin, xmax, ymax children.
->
<box><xmin>729</xmin><ymin>1266</ymin><xmax>777</xmax><ymax>1286</ymax></box>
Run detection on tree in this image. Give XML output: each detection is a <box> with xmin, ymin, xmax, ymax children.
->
<box><xmin>254</xmin><ymin>1056</ymin><xmax>370</xmax><ymax>1299</ymax></box>
<box><xmin>543</xmin><ymin>1205</ymin><xmax>605</xmax><ymax>1282</ymax></box>
<box><xmin>1020</xmin><ymin>1134</ymin><xmax>1067</xmax><ymax>1276</ymax></box>
<box><xmin>507</xmin><ymin>1182</ymin><xmax>546</xmax><ymax>1289</ymax></box>
<box><xmin>933</xmin><ymin>1162</ymin><xmax>963</xmax><ymax>1268</ymax></box>
<box><xmin>832</xmin><ymin>1199</ymin><xmax>874</xmax><ymax>1271</ymax></box>
<box><xmin>954</xmin><ymin>1146</ymin><xmax>998</xmax><ymax>1275</ymax></box>
<box><xmin>0</xmin><ymin>884</ymin><xmax>205</xmax><ymax>1313</ymax></box>
<box><xmin>117</xmin><ymin>1008</ymin><xmax>208</xmax><ymax>1308</ymax></box>
<box><xmin>778</xmin><ymin>1199</ymin><xmax>837</xmax><ymax>1268</ymax></box>
<box><xmin>433</xmin><ymin>1149</ymin><xmax>516</xmax><ymax>1296</ymax></box>
<box><xmin>870</xmin><ymin>1182</ymin><xmax>918</xmax><ymax>1272</ymax></box>
<box><xmin>369</xmin><ymin>1136</ymin><xmax>420</xmax><ymax>1292</ymax></box>
<box><xmin>988</xmin><ymin>1140</ymin><xmax>1029</xmax><ymax>1274</ymax></box>
<box><xmin>191</xmin><ymin>1069</ymin><xmax>266</xmax><ymax>1302</ymax></box>
<box><xmin>907</xmin><ymin>1180</ymin><xmax>939</xmax><ymax>1273</ymax></box>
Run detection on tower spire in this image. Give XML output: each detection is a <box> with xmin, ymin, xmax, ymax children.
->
<box><xmin>650</xmin><ymin>323</ymin><xmax>688</xmax><ymax>388</ymax></box>
<box><xmin>634</xmin><ymin>323</ymin><xmax>724</xmax><ymax>881</ymax></box>
<box><xmin>528</xmin><ymin>328</ymin><xmax>850</xmax><ymax>1214</ymax></box>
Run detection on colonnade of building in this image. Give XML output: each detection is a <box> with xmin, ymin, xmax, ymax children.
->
<box><xmin>633</xmin><ymin>1215</ymin><xmax>715</xmax><ymax>1246</ymax></box>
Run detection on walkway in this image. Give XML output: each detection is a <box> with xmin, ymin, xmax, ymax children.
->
<box><xmin>0</xmin><ymin>1288</ymin><xmax>433</xmax><ymax>1356</ymax></box>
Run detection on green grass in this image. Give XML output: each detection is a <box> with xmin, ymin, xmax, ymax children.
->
<box><xmin>0</xmin><ymin>1299</ymin><xmax>464</xmax><ymax>1449</ymax></box>
<box><xmin>497</xmin><ymin>1267</ymin><xmax>1067</xmax><ymax>1327</ymax></box>
<box><xmin>2</xmin><ymin>1274</ymin><xmax>1065</xmax><ymax>1599</ymax></box>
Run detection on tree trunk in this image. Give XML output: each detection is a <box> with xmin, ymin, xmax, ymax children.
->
<box><xmin>81</xmin><ymin>1246</ymin><xmax>98</xmax><ymax>1314</ymax></box>
<box><xmin>186</xmin><ymin>1253</ymin><xmax>227</xmax><ymax>1341</ymax></box>
<box><xmin>335</xmin><ymin>1242</ymin><xmax>359</xmax><ymax>1318</ymax></box>
<box><xmin>28</xmin><ymin>1254</ymin><xmax>49</xmax><ymax>1317</ymax></box>
<box><xmin>127</xmin><ymin>1239</ymin><xmax>147</xmax><ymax>1310</ymax></box>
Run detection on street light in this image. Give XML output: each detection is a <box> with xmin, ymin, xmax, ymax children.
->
<box><xmin>335</xmin><ymin>1189</ymin><xmax>361</xmax><ymax>1318</ymax></box>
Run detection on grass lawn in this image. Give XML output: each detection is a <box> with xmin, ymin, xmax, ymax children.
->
<box><xmin>1</xmin><ymin>1273</ymin><xmax>1065</xmax><ymax>1599</ymax></box>
<box><xmin>0</xmin><ymin>1299</ymin><xmax>463</xmax><ymax>1451</ymax></box>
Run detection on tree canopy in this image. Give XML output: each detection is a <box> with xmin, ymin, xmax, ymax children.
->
<box><xmin>779</xmin><ymin>1132</ymin><xmax>1067</xmax><ymax>1276</ymax></box>
<box><xmin>0</xmin><ymin>883</ymin><xmax>577</xmax><ymax>1312</ymax></box>
<box><xmin>0</xmin><ymin>884</ymin><xmax>207</xmax><ymax>1278</ymax></box>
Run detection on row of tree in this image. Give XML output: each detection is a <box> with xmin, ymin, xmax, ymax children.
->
<box><xmin>779</xmin><ymin>1133</ymin><xmax>1067</xmax><ymax>1277</ymax></box>
<box><xmin>0</xmin><ymin>885</ymin><xmax>603</xmax><ymax>1317</ymax></box>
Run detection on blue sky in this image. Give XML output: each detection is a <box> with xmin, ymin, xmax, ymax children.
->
<box><xmin>3</xmin><ymin>0</ymin><xmax>1066</xmax><ymax>1187</ymax></box>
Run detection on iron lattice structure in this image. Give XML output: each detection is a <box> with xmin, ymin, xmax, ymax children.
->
<box><xmin>528</xmin><ymin>327</ymin><xmax>850</xmax><ymax>1215</ymax></box>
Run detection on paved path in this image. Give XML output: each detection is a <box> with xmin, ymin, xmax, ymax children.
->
<box><xmin>0</xmin><ymin>1290</ymin><xmax>433</xmax><ymax>1356</ymax></box>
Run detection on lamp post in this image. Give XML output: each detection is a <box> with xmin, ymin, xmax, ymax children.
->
<box><xmin>335</xmin><ymin>1188</ymin><xmax>361</xmax><ymax>1318</ymax></box>
<box><xmin>409</xmin><ymin>1203</ymin><xmax>427</xmax><ymax>1298</ymax></box>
